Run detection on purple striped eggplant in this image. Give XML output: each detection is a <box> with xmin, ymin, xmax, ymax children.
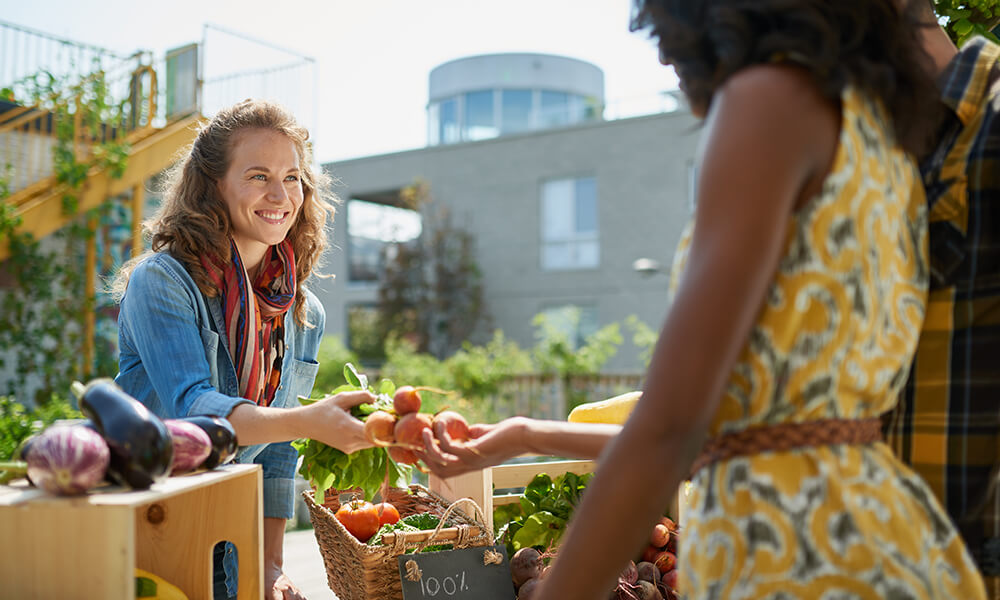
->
<box><xmin>178</xmin><ymin>415</ymin><xmax>238</xmax><ymax>468</ymax></box>
<box><xmin>163</xmin><ymin>419</ymin><xmax>212</xmax><ymax>474</ymax></box>
<box><xmin>25</xmin><ymin>425</ymin><xmax>110</xmax><ymax>495</ymax></box>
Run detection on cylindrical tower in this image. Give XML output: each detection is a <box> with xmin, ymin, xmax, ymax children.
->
<box><xmin>427</xmin><ymin>53</ymin><xmax>605</xmax><ymax>146</ymax></box>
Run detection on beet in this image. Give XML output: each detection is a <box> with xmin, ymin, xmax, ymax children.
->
<box><xmin>634</xmin><ymin>580</ymin><xmax>663</xmax><ymax>600</ymax></box>
<box><xmin>25</xmin><ymin>425</ymin><xmax>109</xmax><ymax>495</ymax></box>
<box><xmin>177</xmin><ymin>415</ymin><xmax>238</xmax><ymax>468</ymax></box>
<box><xmin>637</xmin><ymin>561</ymin><xmax>659</xmax><ymax>584</ymax></box>
<box><xmin>510</xmin><ymin>547</ymin><xmax>543</xmax><ymax>588</ymax></box>
<box><xmin>517</xmin><ymin>578</ymin><xmax>540</xmax><ymax>599</ymax></box>
<box><xmin>164</xmin><ymin>419</ymin><xmax>212</xmax><ymax>474</ymax></box>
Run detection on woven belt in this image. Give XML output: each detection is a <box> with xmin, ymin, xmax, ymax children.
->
<box><xmin>689</xmin><ymin>417</ymin><xmax>883</xmax><ymax>477</ymax></box>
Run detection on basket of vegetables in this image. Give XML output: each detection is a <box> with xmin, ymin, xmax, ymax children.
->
<box><xmin>295</xmin><ymin>364</ymin><xmax>492</xmax><ymax>600</ymax></box>
<box><xmin>304</xmin><ymin>485</ymin><xmax>494</xmax><ymax>600</ymax></box>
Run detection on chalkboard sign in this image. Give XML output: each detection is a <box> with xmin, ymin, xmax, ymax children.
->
<box><xmin>397</xmin><ymin>545</ymin><xmax>516</xmax><ymax>600</ymax></box>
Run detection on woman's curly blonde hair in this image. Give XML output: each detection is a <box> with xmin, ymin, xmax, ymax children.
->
<box><xmin>113</xmin><ymin>99</ymin><xmax>336</xmax><ymax>326</ymax></box>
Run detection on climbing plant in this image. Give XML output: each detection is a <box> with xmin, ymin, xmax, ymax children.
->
<box><xmin>0</xmin><ymin>65</ymin><xmax>132</xmax><ymax>405</ymax></box>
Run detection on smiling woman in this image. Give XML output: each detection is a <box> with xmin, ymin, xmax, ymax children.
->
<box><xmin>109</xmin><ymin>100</ymin><xmax>378</xmax><ymax>600</ymax></box>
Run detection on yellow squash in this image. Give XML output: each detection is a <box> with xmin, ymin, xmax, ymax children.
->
<box><xmin>567</xmin><ymin>390</ymin><xmax>642</xmax><ymax>425</ymax></box>
<box><xmin>135</xmin><ymin>567</ymin><xmax>189</xmax><ymax>600</ymax></box>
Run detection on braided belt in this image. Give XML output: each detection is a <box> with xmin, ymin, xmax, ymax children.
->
<box><xmin>689</xmin><ymin>417</ymin><xmax>883</xmax><ymax>477</ymax></box>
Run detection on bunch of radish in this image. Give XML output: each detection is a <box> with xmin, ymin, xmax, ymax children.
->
<box><xmin>363</xmin><ymin>386</ymin><xmax>471</xmax><ymax>465</ymax></box>
<box><xmin>634</xmin><ymin>516</ymin><xmax>680</xmax><ymax>599</ymax></box>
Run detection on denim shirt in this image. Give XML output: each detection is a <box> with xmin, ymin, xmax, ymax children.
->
<box><xmin>115</xmin><ymin>251</ymin><xmax>323</xmax><ymax>519</ymax></box>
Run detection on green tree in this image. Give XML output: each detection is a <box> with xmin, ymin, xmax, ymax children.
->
<box><xmin>933</xmin><ymin>0</ymin><xmax>1000</xmax><ymax>44</ymax></box>
<box><xmin>376</xmin><ymin>182</ymin><xmax>490</xmax><ymax>360</ymax></box>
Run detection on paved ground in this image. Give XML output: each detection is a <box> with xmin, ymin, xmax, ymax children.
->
<box><xmin>283</xmin><ymin>528</ymin><xmax>338</xmax><ymax>599</ymax></box>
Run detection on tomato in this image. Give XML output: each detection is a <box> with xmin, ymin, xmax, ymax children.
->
<box><xmin>374</xmin><ymin>501</ymin><xmax>401</xmax><ymax>526</ymax></box>
<box><xmin>335</xmin><ymin>499</ymin><xmax>381</xmax><ymax>542</ymax></box>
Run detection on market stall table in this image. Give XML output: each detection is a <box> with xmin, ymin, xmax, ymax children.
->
<box><xmin>0</xmin><ymin>463</ymin><xmax>262</xmax><ymax>599</ymax></box>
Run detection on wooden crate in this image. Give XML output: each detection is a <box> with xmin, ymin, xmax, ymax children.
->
<box><xmin>0</xmin><ymin>463</ymin><xmax>263</xmax><ymax>599</ymax></box>
<box><xmin>430</xmin><ymin>459</ymin><xmax>684</xmax><ymax>534</ymax></box>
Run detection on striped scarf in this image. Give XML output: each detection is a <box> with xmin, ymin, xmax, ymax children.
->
<box><xmin>202</xmin><ymin>239</ymin><xmax>296</xmax><ymax>406</ymax></box>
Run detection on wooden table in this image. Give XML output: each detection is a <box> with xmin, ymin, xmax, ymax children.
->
<box><xmin>0</xmin><ymin>463</ymin><xmax>262</xmax><ymax>599</ymax></box>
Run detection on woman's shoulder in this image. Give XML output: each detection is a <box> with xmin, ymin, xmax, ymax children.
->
<box><xmin>300</xmin><ymin>286</ymin><xmax>326</xmax><ymax>328</ymax></box>
<box><xmin>718</xmin><ymin>64</ymin><xmax>834</xmax><ymax>121</ymax></box>
<box><xmin>127</xmin><ymin>252</ymin><xmax>198</xmax><ymax>293</ymax></box>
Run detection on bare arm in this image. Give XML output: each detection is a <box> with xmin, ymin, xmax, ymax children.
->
<box><xmin>227</xmin><ymin>390</ymin><xmax>375</xmax><ymax>454</ymax></box>
<box><xmin>534</xmin><ymin>65</ymin><xmax>840</xmax><ymax>599</ymax></box>
<box><xmin>419</xmin><ymin>417</ymin><xmax>621</xmax><ymax>478</ymax></box>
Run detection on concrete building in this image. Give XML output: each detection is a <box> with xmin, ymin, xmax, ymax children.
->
<box><xmin>313</xmin><ymin>53</ymin><xmax>701</xmax><ymax>371</ymax></box>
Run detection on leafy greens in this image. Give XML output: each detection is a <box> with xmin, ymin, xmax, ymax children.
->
<box><xmin>292</xmin><ymin>364</ymin><xmax>413</xmax><ymax>503</ymax></box>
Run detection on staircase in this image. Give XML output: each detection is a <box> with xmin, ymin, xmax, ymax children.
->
<box><xmin>0</xmin><ymin>34</ymin><xmax>202</xmax><ymax>261</ymax></box>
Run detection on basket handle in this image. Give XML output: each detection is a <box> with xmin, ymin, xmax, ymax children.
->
<box><xmin>415</xmin><ymin>497</ymin><xmax>493</xmax><ymax>552</ymax></box>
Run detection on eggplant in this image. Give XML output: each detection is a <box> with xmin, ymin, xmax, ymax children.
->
<box><xmin>25</xmin><ymin>425</ymin><xmax>110</xmax><ymax>495</ymax></box>
<box><xmin>178</xmin><ymin>415</ymin><xmax>238</xmax><ymax>469</ymax></box>
<box><xmin>163</xmin><ymin>419</ymin><xmax>212</xmax><ymax>474</ymax></box>
<box><xmin>73</xmin><ymin>379</ymin><xmax>173</xmax><ymax>489</ymax></box>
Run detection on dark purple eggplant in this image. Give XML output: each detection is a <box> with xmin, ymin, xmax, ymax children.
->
<box><xmin>72</xmin><ymin>379</ymin><xmax>173</xmax><ymax>489</ymax></box>
<box><xmin>178</xmin><ymin>415</ymin><xmax>238</xmax><ymax>468</ymax></box>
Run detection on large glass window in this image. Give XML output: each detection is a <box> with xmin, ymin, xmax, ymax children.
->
<box><xmin>464</xmin><ymin>90</ymin><xmax>497</xmax><ymax>140</ymax></box>
<box><xmin>439</xmin><ymin>98</ymin><xmax>459</xmax><ymax>145</ymax></box>
<box><xmin>347</xmin><ymin>199</ymin><xmax>422</xmax><ymax>283</ymax></box>
<box><xmin>541</xmin><ymin>176</ymin><xmax>599</xmax><ymax>270</ymax></box>
<box><xmin>501</xmin><ymin>89</ymin><xmax>533</xmax><ymax>134</ymax></box>
<box><xmin>539</xmin><ymin>91</ymin><xmax>569</xmax><ymax>128</ymax></box>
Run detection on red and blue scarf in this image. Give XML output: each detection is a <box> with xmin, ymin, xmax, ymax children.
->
<box><xmin>202</xmin><ymin>239</ymin><xmax>296</xmax><ymax>406</ymax></box>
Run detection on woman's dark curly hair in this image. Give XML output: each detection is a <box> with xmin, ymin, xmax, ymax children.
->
<box><xmin>630</xmin><ymin>0</ymin><xmax>943</xmax><ymax>155</ymax></box>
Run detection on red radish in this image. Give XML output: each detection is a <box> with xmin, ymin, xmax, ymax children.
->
<box><xmin>433</xmin><ymin>410</ymin><xmax>471</xmax><ymax>442</ymax></box>
<box><xmin>388</xmin><ymin>445</ymin><xmax>420</xmax><ymax>465</ymax></box>
<box><xmin>164</xmin><ymin>419</ymin><xmax>212</xmax><ymax>474</ymax></box>
<box><xmin>393</xmin><ymin>386</ymin><xmax>422</xmax><ymax>415</ymax></box>
<box><xmin>364</xmin><ymin>411</ymin><xmax>397</xmax><ymax>446</ymax></box>
<box><xmin>25</xmin><ymin>425</ymin><xmax>109</xmax><ymax>495</ymax></box>
<box><xmin>653</xmin><ymin>551</ymin><xmax>676</xmax><ymax>574</ymax></box>
<box><xmin>650</xmin><ymin>523</ymin><xmax>670</xmax><ymax>548</ymax></box>
<box><xmin>394</xmin><ymin>412</ymin><xmax>433</xmax><ymax>449</ymax></box>
<box><xmin>641</xmin><ymin>544</ymin><xmax>660</xmax><ymax>563</ymax></box>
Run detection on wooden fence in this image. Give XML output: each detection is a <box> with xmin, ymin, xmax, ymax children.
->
<box><xmin>486</xmin><ymin>373</ymin><xmax>644</xmax><ymax>421</ymax></box>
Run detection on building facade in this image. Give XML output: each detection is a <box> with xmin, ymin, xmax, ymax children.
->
<box><xmin>314</xmin><ymin>54</ymin><xmax>701</xmax><ymax>371</ymax></box>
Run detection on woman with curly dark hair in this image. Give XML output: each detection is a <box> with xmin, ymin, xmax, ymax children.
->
<box><xmin>422</xmin><ymin>1</ymin><xmax>988</xmax><ymax>598</ymax></box>
<box><xmin>112</xmin><ymin>99</ymin><xmax>375</xmax><ymax>599</ymax></box>
<box><xmin>532</xmin><ymin>0</ymin><xmax>986</xmax><ymax>597</ymax></box>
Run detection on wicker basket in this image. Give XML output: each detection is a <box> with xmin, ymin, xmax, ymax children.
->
<box><xmin>304</xmin><ymin>484</ymin><xmax>495</xmax><ymax>600</ymax></box>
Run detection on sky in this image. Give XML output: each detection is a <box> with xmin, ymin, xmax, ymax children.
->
<box><xmin>3</xmin><ymin>0</ymin><xmax>679</xmax><ymax>164</ymax></box>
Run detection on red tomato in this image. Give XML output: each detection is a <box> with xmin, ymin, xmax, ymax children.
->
<box><xmin>335</xmin><ymin>499</ymin><xmax>381</xmax><ymax>542</ymax></box>
<box><xmin>374</xmin><ymin>501</ymin><xmax>401</xmax><ymax>526</ymax></box>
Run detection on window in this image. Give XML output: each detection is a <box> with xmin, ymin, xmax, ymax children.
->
<box><xmin>539</xmin><ymin>304</ymin><xmax>600</xmax><ymax>349</ymax></box>
<box><xmin>438</xmin><ymin>98</ymin><xmax>459</xmax><ymax>145</ymax></box>
<box><xmin>541</xmin><ymin>176</ymin><xmax>599</xmax><ymax>270</ymax></box>
<box><xmin>501</xmin><ymin>89</ymin><xmax>533</xmax><ymax>134</ymax></box>
<box><xmin>347</xmin><ymin>198</ymin><xmax>422</xmax><ymax>283</ymax></box>
<box><xmin>539</xmin><ymin>91</ymin><xmax>569</xmax><ymax>127</ymax></box>
<box><xmin>464</xmin><ymin>90</ymin><xmax>497</xmax><ymax>140</ymax></box>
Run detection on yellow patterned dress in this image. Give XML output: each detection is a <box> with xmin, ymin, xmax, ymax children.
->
<box><xmin>671</xmin><ymin>87</ymin><xmax>987</xmax><ymax>598</ymax></box>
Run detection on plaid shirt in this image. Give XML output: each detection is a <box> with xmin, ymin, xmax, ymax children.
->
<box><xmin>884</xmin><ymin>37</ymin><xmax>1000</xmax><ymax>581</ymax></box>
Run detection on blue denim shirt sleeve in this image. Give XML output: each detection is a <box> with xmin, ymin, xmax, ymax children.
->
<box><xmin>117</xmin><ymin>254</ymin><xmax>252</xmax><ymax>419</ymax></box>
